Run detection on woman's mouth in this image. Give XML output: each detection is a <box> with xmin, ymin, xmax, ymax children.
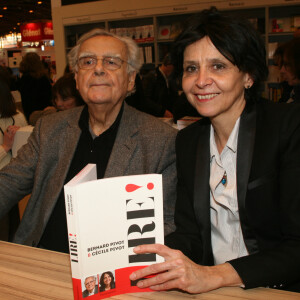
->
<box><xmin>196</xmin><ymin>93</ymin><xmax>219</xmax><ymax>100</ymax></box>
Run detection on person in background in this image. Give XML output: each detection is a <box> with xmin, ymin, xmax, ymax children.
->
<box><xmin>0</xmin><ymin>78</ymin><xmax>27</xmax><ymax>170</ymax></box>
<box><xmin>0</xmin><ymin>78</ymin><xmax>27</xmax><ymax>241</ymax></box>
<box><xmin>82</xmin><ymin>276</ymin><xmax>98</xmax><ymax>298</ymax></box>
<box><xmin>273</xmin><ymin>43</ymin><xmax>293</xmax><ymax>103</ymax></box>
<box><xmin>99</xmin><ymin>271</ymin><xmax>115</xmax><ymax>292</ymax></box>
<box><xmin>142</xmin><ymin>53</ymin><xmax>176</xmax><ymax>117</ymax></box>
<box><xmin>0</xmin><ymin>28</ymin><xmax>177</xmax><ymax>253</ymax></box>
<box><xmin>29</xmin><ymin>73</ymin><xmax>84</xmax><ymax>125</ymax></box>
<box><xmin>18</xmin><ymin>52</ymin><xmax>52</xmax><ymax>120</ymax></box>
<box><xmin>130</xmin><ymin>7</ymin><xmax>300</xmax><ymax>293</ymax></box>
<box><xmin>279</xmin><ymin>38</ymin><xmax>300</xmax><ymax>103</ymax></box>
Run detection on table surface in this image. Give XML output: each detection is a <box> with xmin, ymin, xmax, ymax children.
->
<box><xmin>0</xmin><ymin>241</ymin><xmax>299</xmax><ymax>300</ymax></box>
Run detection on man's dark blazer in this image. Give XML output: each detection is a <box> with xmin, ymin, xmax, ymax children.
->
<box><xmin>166</xmin><ymin>100</ymin><xmax>300</xmax><ymax>291</ymax></box>
<box><xmin>82</xmin><ymin>285</ymin><xmax>99</xmax><ymax>298</ymax></box>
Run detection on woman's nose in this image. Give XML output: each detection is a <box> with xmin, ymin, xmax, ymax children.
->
<box><xmin>195</xmin><ymin>68</ymin><xmax>213</xmax><ymax>88</ymax></box>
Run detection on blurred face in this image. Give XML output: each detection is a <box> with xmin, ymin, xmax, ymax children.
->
<box><xmin>103</xmin><ymin>273</ymin><xmax>112</xmax><ymax>287</ymax></box>
<box><xmin>75</xmin><ymin>35</ymin><xmax>135</xmax><ymax>112</ymax></box>
<box><xmin>182</xmin><ymin>37</ymin><xmax>253</xmax><ymax>122</ymax></box>
<box><xmin>280</xmin><ymin>57</ymin><xmax>300</xmax><ymax>86</ymax></box>
<box><xmin>54</xmin><ymin>94</ymin><xmax>77</xmax><ymax>111</ymax></box>
<box><xmin>85</xmin><ymin>277</ymin><xmax>95</xmax><ymax>293</ymax></box>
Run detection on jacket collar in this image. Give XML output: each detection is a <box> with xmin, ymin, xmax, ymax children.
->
<box><xmin>104</xmin><ymin>103</ymin><xmax>139</xmax><ymax>178</ymax></box>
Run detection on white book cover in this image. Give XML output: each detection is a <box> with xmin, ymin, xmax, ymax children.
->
<box><xmin>64</xmin><ymin>164</ymin><xmax>164</xmax><ymax>300</ymax></box>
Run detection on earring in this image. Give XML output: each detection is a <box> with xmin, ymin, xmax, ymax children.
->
<box><xmin>246</xmin><ymin>85</ymin><xmax>251</xmax><ymax>89</ymax></box>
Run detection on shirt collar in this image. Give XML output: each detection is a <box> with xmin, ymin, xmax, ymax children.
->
<box><xmin>78</xmin><ymin>102</ymin><xmax>124</xmax><ymax>138</ymax></box>
<box><xmin>210</xmin><ymin>117</ymin><xmax>240</xmax><ymax>160</ymax></box>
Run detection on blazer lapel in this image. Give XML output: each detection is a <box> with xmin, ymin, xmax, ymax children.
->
<box><xmin>193</xmin><ymin>120</ymin><xmax>214</xmax><ymax>264</ymax></box>
<box><xmin>104</xmin><ymin>104</ymin><xmax>138</xmax><ymax>178</ymax></box>
<box><xmin>237</xmin><ymin>101</ymin><xmax>258</xmax><ymax>253</ymax></box>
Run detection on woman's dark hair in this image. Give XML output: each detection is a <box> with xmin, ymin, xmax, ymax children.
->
<box><xmin>282</xmin><ymin>38</ymin><xmax>300</xmax><ymax>80</ymax></box>
<box><xmin>99</xmin><ymin>271</ymin><xmax>115</xmax><ymax>289</ymax></box>
<box><xmin>19</xmin><ymin>52</ymin><xmax>48</xmax><ymax>79</ymax></box>
<box><xmin>52</xmin><ymin>73</ymin><xmax>84</xmax><ymax>107</ymax></box>
<box><xmin>0</xmin><ymin>78</ymin><xmax>17</xmax><ymax>118</ymax></box>
<box><xmin>171</xmin><ymin>7</ymin><xmax>268</xmax><ymax>101</ymax></box>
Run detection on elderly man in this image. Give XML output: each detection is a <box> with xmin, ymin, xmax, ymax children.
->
<box><xmin>83</xmin><ymin>276</ymin><xmax>98</xmax><ymax>298</ymax></box>
<box><xmin>0</xmin><ymin>29</ymin><xmax>177</xmax><ymax>252</ymax></box>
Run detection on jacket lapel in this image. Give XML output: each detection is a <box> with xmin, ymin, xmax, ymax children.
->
<box><xmin>193</xmin><ymin>119</ymin><xmax>214</xmax><ymax>264</ymax></box>
<box><xmin>104</xmin><ymin>103</ymin><xmax>138</xmax><ymax>178</ymax></box>
<box><xmin>237</xmin><ymin>101</ymin><xmax>258</xmax><ymax>253</ymax></box>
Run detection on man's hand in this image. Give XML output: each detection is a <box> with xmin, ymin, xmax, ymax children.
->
<box><xmin>129</xmin><ymin>244</ymin><xmax>243</xmax><ymax>294</ymax></box>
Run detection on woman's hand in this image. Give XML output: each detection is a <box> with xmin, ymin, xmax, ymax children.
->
<box><xmin>129</xmin><ymin>244</ymin><xmax>243</xmax><ymax>294</ymax></box>
<box><xmin>2</xmin><ymin>125</ymin><xmax>20</xmax><ymax>152</ymax></box>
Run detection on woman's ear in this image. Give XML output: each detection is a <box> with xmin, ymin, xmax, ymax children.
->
<box><xmin>244</xmin><ymin>74</ymin><xmax>254</xmax><ymax>89</ymax></box>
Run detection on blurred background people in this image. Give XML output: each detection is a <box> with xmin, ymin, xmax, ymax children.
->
<box><xmin>29</xmin><ymin>73</ymin><xmax>84</xmax><ymax>125</ymax></box>
<box><xmin>18</xmin><ymin>52</ymin><xmax>52</xmax><ymax>121</ymax></box>
<box><xmin>279</xmin><ymin>38</ymin><xmax>300</xmax><ymax>103</ymax></box>
<box><xmin>273</xmin><ymin>43</ymin><xmax>293</xmax><ymax>103</ymax></box>
<box><xmin>142</xmin><ymin>53</ymin><xmax>176</xmax><ymax>117</ymax></box>
<box><xmin>99</xmin><ymin>271</ymin><xmax>115</xmax><ymax>292</ymax></box>
<box><xmin>0</xmin><ymin>78</ymin><xmax>27</xmax><ymax>241</ymax></box>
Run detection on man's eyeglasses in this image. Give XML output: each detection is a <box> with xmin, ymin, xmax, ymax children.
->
<box><xmin>77</xmin><ymin>56</ymin><xmax>129</xmax><ymax>71</ymax></box>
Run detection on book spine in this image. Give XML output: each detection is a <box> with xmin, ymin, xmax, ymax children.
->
<box><xmin>64</xmin><ymin>185</ymin><xmax>81</xmax><ymax>278</ymax></box>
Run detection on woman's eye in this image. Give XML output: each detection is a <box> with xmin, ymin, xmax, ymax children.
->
<box><xmin>212</xmin><ymin>63</ymin><xmax>225</xmax><ymax>70</ymax></box>
<box><xmin>184</xmin><ymin>65</ymin><xmax>198</xmax><ymax>73</ymax></box>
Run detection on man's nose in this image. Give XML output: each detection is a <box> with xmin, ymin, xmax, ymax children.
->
<box><xmin>93</xmin><ymin>58</ymin><xmax>105</xmax><ymax>75</ymax></box>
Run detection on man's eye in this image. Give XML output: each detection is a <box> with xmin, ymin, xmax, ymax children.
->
<box><xmin>107</xmin><ymin>60</ymin><xmax>117</xmax><ymax>65</ymax></box>
<box><xmin>82</xmin><ymin>58</ymin><xmax>95</xmax><ymax>65</ymax></box>
<box><xmin>104</xmin><ymin>57</ymin><xmax>120</xmax><ymax>67</ymax></box>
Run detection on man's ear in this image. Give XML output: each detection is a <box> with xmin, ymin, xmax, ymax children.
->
<box><xmin>75</xmin><ymin>72</ymin><xmax>79</xmax><ymax>90</ymax></box>
<box><xmin>128</xmin><ymin>71</ymin><xmax>136</xmax><ymax>92</ymax></box>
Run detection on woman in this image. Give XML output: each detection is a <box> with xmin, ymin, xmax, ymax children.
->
<box><xmin>272</xmin><ymin>44</ymin><xmax>293</xmax><ymax>103</ymax></box>
<box><xmin>18</xmin><ymin>52</ymin><xmax>52</xmax><ymax>121</ymax></box>
<box><xmin>99</xmin><ymin>271</ymin><xmax>115</xmax><ymax>292</ymax></box>
<box><xmin>0</xmin><ymin>78</ymin><xmax>27</xmax><ymax>241</ymax></box>
<box><xmin>0</xmin><ymin>79</ymin><xmax>27</xmax><ymax>169</ymax></box>
<box><xmin>279</xmin><ymin>38</ymin><xmax>300</xmax><ymax>103</ymax></box>
<box><xmin>29</xmin><ymin>73</ymin><xmax>84</xmax><ymax>125</ymax></box>
<box><xmin>129</xmin><ymin>7</ymin><xmax>300</xmax><ymax>293</ymax></box>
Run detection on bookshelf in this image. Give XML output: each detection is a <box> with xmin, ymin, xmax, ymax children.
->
<box><xmin>51</xmin><ymin>0</ymin><xmax>300</xmax><ymax>100</ymax></box>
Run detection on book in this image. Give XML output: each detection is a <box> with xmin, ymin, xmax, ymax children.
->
<box><xmin>64</xmin><ymin>164</ymin><xmax>164</xmax><ymax>300</ymax></box>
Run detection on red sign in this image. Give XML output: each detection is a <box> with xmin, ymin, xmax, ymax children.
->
<box><xmin>20</xmin><ymin>22</ymin><xmax>53</xmax><ymax>41</ymax></box>
<box><xmin>42</xmin><ymin>22</ymin><xmax>54</xmax><ymax>40</ymax></box>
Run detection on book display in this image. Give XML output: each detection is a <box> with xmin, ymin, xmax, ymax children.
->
<box><xmin>64</xmin><ymin>164</ymin><xmax>164</xmax><ymax>299</ymax></box>
<box><xmin>52</xmin><ymin>0</ymin><xmax>300</xmax><ymax>101</ymax></box>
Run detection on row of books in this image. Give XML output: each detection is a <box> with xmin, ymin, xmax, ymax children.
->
<box><xmin>270</xmin><ymin>16</ymin><xmax>300</xmax><ymax>33</ymax></box>
<box><xmin>109</xmin><ymin>22</ymin><xmax>183</xmax><ymax>42</ymax></box>
<box><xmin>268</xmin><ymin>83</ymin><xmax>283</xmax><ymax>102</ymax></box>
<box><xmin>109</xmin><ymin>25</ymin><xmax>154</xmax><ymax>43</ymax></box>
<box><xmin>139</xmin><ymin>46</ymin><xmax>153</xmax><ymax>64</ymax></box>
